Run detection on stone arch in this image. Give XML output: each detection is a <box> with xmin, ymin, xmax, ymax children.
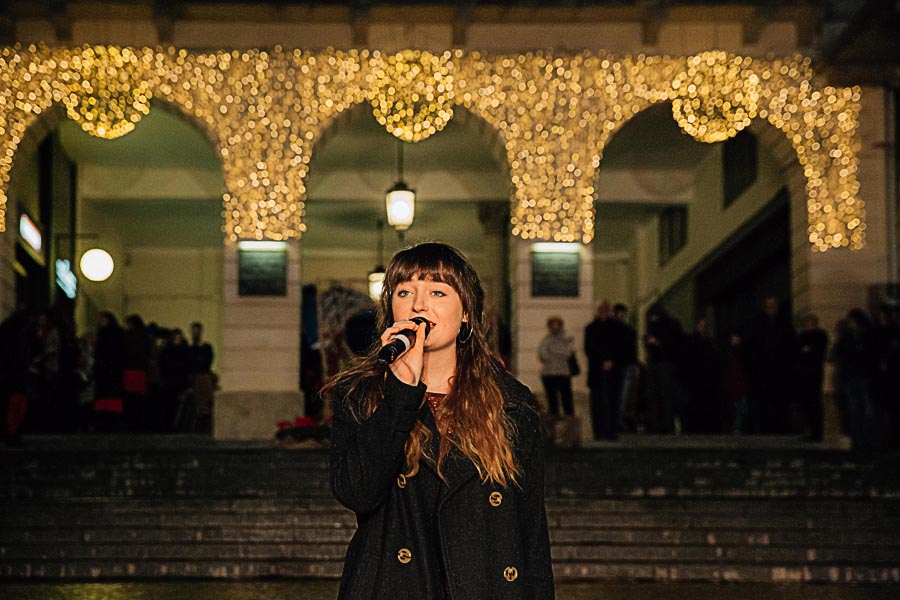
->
<box><xmin>5</xmin><ymin>98</ymin><xmax>227</xmax><ymax>215</ymax></box>
<box><xmin>592</xmin><ymin>99</ymin><xmax>812</xmax><ymax>316</ymax></box>
<box><xmin>4</xmin><ymin>103</ymin><xmax>69</xmax><ymax>207</ymax></box>
<box><xmin>304</xmin><ymin>99</ymin><xmax>514</xmax><ymax>231</ymax></box>
<box><xmin>308</xmin><ymin>100</ymin><xmax>512</xmax><ymax>193</ymax></box>
<box><xmin>1</xmin><ymin>91</ymin><xmax>228</xmax><ymax>266</ymax></box>
<box><xmin>301</xmin><ymin>98</ymin><xmax>515</xmax><ymax>325</ymax></box>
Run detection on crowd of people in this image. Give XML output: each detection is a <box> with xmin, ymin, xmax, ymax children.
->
<box><xmin>0</xmin><ymin>302</ymin><xmax>216</xmax><ymax>446</ymax></box>
<box><xmin>539</xmin><ymin>297</ymin><xmax>900</xmax><ymax>448</ymax></box>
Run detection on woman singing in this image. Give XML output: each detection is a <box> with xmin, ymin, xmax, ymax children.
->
<box><xmin>324</xmin><ymin>242</ymin><xmax>554</xmax><ymax>600</ymax></box>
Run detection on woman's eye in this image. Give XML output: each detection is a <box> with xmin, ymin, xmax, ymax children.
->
<box><xmin>396</xmin><ymin>290</ymin><xmax>411</xmax><ymax>298</ymax></box>
<box><xmin>431</xmin><ymin>290</ymin><xmax>446</xmax><ymax>297</ymax></box>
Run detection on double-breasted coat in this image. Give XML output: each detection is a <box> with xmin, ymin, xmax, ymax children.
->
<box><xmin>330</xmin><ymin>369</ymin><xmax>555</xmax><ymax>600</ymax></box>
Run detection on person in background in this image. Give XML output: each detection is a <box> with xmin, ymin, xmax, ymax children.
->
<box><xmin>189</xmin><ymin>322</ymin><xmax>214</xmax><ymax>375</ymax></box>
<box><xmin>745</xmin><ymin>296</ymin><xmax>796</xmax><ymax>434</ymax></box>
<box><xmin>831</xmin><ymin>308</ymin><xmax>874</xmax><ymax>449</ymax></box>
<box><xmin>122</xmin><ymin>314</ymin><xmax>151</xmax><ymax>432</ymax></box>
<box><xmin>724</xmin><ymin>332</ymin><xmax>750</xmax><ymax>433</ymax></box>
<box><xmin>613</xmin><ymin>303</ymin><xmax>638</xmax><ymax>433</ymax></box>
<box><xmin>92</xmin><ymin>312</ymin><xmax>125</xmax><ymax>433</ymax></box>
<box><xmin>75</xmin><ymin>333</ymin><xmax>96</xmax><ymax>433</ymax></box>
<box><xmin>189</xmin><ymin>322</ymin><xmax>215</xmax><ymax>433</ymax></box>
<box><xmin>538</xmin><ymin>316</ymin><xmax>575</xmax><ymax>417</ymax></box>
<box><xmin>796</xmin><ymin>314</ymin><xmax>829</xmax><ymax>442</ymax></box>
<box><xmin>680</xmin><ymin>318</ymin><xmax>721</xmax><ymax>433</ymax></box>
<box><xmin>871</xmin><ymin>304</ymin><xmax>900</xmax><ymax>447</ymax></box>
<box><xmin>0</xmin><ymin>309</ymin><xmax>34</xmax><ymax>447</ymax></box>
<box><xmin>160</xmin><ymin>329</ymin><xmax>192</xmax><ymax>432</ymax></box>
<box><xmin>28</xmin><ymin>311</ymin><xmax>61</xmax><ymax>433</ymax></box>
<box><xmin>584</xmin><ymin>301</ymin><xmax>626</xmax><ymax>440</ymax></box>
<box><xmin>643</xmin><ymin>303</ymin><xmax>684</xmax><ymax>434</ymax></box>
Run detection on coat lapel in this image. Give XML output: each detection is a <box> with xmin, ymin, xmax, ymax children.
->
<box><xmin>416</xmin><ymin>404</ymin><xmax>480</xmax><ymax>508</ymax></box>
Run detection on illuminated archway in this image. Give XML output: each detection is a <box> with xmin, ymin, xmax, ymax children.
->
<box><xmin>0</xmin><ymin>45</ymin><xmax>862</xmax><ymax>251</ymax></box>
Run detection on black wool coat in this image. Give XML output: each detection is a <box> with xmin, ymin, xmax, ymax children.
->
<box><xmin>330</xmin><ymin>369</ymin><xmax>555</xmax><ymax>600</ymax></box>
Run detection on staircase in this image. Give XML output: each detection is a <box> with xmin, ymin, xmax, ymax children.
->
<box><xmin>2</xmin><ymin>436</ymin><xmax>899</xmax><ymax>583</ymax></box>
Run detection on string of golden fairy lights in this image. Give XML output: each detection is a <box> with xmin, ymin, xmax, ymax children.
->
<box><xmin>0</xmin><ymin>45</ymin><xmax>862</xmax><ymax>250</ymax></box>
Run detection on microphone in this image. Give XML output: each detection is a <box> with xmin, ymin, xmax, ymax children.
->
<box><xmin>377</xmin><ymin>317</ymin><xmax>431</xmax><ymax>365</ymax></box>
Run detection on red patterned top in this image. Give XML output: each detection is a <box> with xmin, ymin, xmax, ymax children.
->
<box><xmin>425</xmin><ymin>392</ymin><xmax>449</xmax><ymax>434</ymax></box>
<box><xmin>424</xmin><ymin>391</ymin><xmax>446</xmax><ymax>414</ymax></box>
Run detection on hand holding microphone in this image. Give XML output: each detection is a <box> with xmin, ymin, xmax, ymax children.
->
<box><xmin>378</xmin><ymin>317</ymin><xmax>431</xmax><ymax>365</ymax></box>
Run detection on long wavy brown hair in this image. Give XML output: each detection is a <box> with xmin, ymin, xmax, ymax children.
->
<box><xmin>321</xmin><ymin>242</ymin><xmax>520</xmax><ymax>487</ymax></box>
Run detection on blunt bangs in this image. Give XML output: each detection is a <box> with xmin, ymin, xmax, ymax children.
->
<box><xmin>385</xmin><ymin>243</ymin><xmax>467</xmax><ymax>298</ymax></box>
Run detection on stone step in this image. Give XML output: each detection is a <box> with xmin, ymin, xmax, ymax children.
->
<box><xmin>3</xmin><ymin>542</ymin><xmax>900</xmax><ymax>564</ymax></box>
<box><xmin>3</xmin><ymin>440</ymin><xmax>899</xmax><ymax>584</ymax></box>
<box><xmin>2</xmin><ymin>559</ymin><xmax>899</xmax><ymax>584</ymax></box>
<box><xmin>5</xmin><ymin>496</ymin><xmax>899</xmax><ymax>515</ymax></box>
<box><xmin>5</xmin><ymin>447</ymin><xmax>900</xmax><ymax>500</ymax></box>
<box><xmin>5</xmin><ymin>498</ymin><xmax>900</xmax><ymax>536</ymax></box>
<box><xmin>5</xmin><ymin>508</ymin><xmax>898</xmax><ymax>531</ymax></box>
<box><xmin>0</xmin><ymin>510</ymin><xmax>358</xmax><ymax>529</ymax></box>
<box><xmin>6</xmin><ymin>501</ymin><xmax>899</xmax><ymax>528</ymax></box>
<box><xmin>0</xmin><ymin>559</ymin><xmax>342</xmax><ymax>579</ymax></box>
<box><xmin>550</xmin><ymin>562</ymin><xmax>900</xmax><ymax>584</ymax></box>
<box><xmin>6</xmin><ymin>525</ymin><xmax>900</xmax><ymax>548</ymax></box>
<box><xmin>2</xmin><ymin>527</ymin><xmax>356</xmax><ymax>544</ymax></box>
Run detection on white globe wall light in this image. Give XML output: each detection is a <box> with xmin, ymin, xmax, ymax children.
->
<box><xmin>80</xmin><ymin>248</ymin><xmax>115</xmax><ymax>282</ymax></box>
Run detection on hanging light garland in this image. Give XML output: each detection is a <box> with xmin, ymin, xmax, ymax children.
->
<box><xmin>671</xmin><ymin>50</ymin><xmax>761</xmax><ymax>143</ymax></box>
<box><xmin>60</xmin><ymin>45</ymin><xmax>154</xmax><ymax>140</ymax></box>
<box><xmin>368</xmin><ymin>49</ymin><xmax>455</xmax><ymax>143</ymax></box>
<box><xmin>0</xmin><ymin>44</ymin><xmax>863</xmax><ymax>251</ymax></box>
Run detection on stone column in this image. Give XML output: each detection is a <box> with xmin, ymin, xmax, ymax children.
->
<box><xmin>477</xmin><ymin>201</ymin><xmax>509</xmax><ymax>327</ymax></box>
<box><xmin>793</xmin><ymin>86</ymin><xmax>894</xmax><ymax>446</ymax></box>
<box><xmin>510</xmin><ymin>238</ymin><xmax>594</xmax><ymax>436</ymax></box>
<box><xmin>215</xmin><ymin>238</ymin><xmax>303</xmax><ymax>440</ymax></box>
<box><xmin>799</xmin><ymin>86</ymin><xmax>892</xmax><ymax>329</ymax></box>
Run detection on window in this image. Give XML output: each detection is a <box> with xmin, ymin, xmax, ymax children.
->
<box><xmin>723</xmin><ymin>130</ymin><xmax>757</xmax><ymax>208</ymax></box>
<box><xmin>659</xmin><ymin>205</ymin><xmax>688</xmax><ymax>266</ymax></box>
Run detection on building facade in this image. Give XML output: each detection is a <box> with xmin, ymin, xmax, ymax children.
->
<box><xmin>0</xmin><ymin>1</ymin><xmax>896</xmax><ymax>439</ymax></box>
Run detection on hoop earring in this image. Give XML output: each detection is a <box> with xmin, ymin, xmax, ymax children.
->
<box><xmin>457</xmin><ymin>322</ymin><xmax>473</xmax><ymax>344</ymax></box>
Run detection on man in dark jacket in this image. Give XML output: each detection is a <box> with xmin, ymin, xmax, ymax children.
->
<box><xmin>796</xmin><ymin>314</ymin><xmax>828</xmax><ymax>442</ymax></box>
<box><xmin>680</xmin><ymin>318</ymin><xmax>721</xmax><ymax>433</ymax></box>
<box><xmin>0</xmin><ymin>309</ymin><xmax>34</xmax><ymax>446</ymax></box>
<box><xmin>745</xmin><ymin>296</ymin><xmax>796</xmax><ymax>434</ymax></box>
<box><xmin>643</xmin><ymin>303</ymin><xmax>684</xmax><ymax>433</ymax></box>
<box><xmin>613</xmin><ymin>303</ymin><xmax>638</xmax><ymax>433</ymax></box>
<box><xmin>871</xmin><ymin>304</ymin><xmax>900</xmax><ymax>448</ymax></box>
<box><xmin>584</xmin><ymin>301</ymin><xmax>626</xmax><ymax>440</ymax></box>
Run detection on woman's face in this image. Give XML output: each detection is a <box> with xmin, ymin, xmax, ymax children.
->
<box><xmin>391</xmin><ymin>275</ymin><xmax>465</xmax><ymax>354</ymax></box>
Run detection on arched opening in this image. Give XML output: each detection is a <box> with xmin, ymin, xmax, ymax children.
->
<box><xmin>591</xmin><ymin>102</ymin><xmax>803</xmax><ymax>437</ymax></box>
<box><xmin>1</xmin><ymin>100</ymin><xmax>226</xmax><ymax>435</ymax></box>
<box><xmin>299</xmin><ymin>103</ymin><xmax>512</xmax><ymax>411</ymax></box>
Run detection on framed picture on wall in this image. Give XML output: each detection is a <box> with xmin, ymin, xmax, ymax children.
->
<box><xmin>238</xmin><ymin>244</ymin><xmax>287</xmax><ymax>297</ymax></box>
<box><xmin>531</xmin><ymin>248</ymin><xmax>579</xmax><ymax>297</ymax></box>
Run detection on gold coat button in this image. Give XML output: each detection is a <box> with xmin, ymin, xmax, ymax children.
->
<box><xmin>489</xmin><ymin>491</ymin><xmax>503</xmax><ymax>507</ymax></box>
<box><xmin>397</xmin><ymin>474</ymin><xmax>407</xmax><ymax>489</ymax></box>
<box><xmin>397</xmin><ymin>548</ymin><xmax>412</xmax><ymax>564</ymax></box>
<box><xmin>503</xmin><ymin>566</ymin><xmax>518</xmax><ymax>582</ymax></box>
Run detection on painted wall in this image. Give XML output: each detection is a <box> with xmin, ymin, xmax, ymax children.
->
<box><xmin>603</xmin><ymin>131</ymin><xmax>790</xmax><ymax>332</ymax></box>
<box><xmin>76</xmin><ymin>197</ymin><xmax>224</xmax><ymax>371</ymax></box>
